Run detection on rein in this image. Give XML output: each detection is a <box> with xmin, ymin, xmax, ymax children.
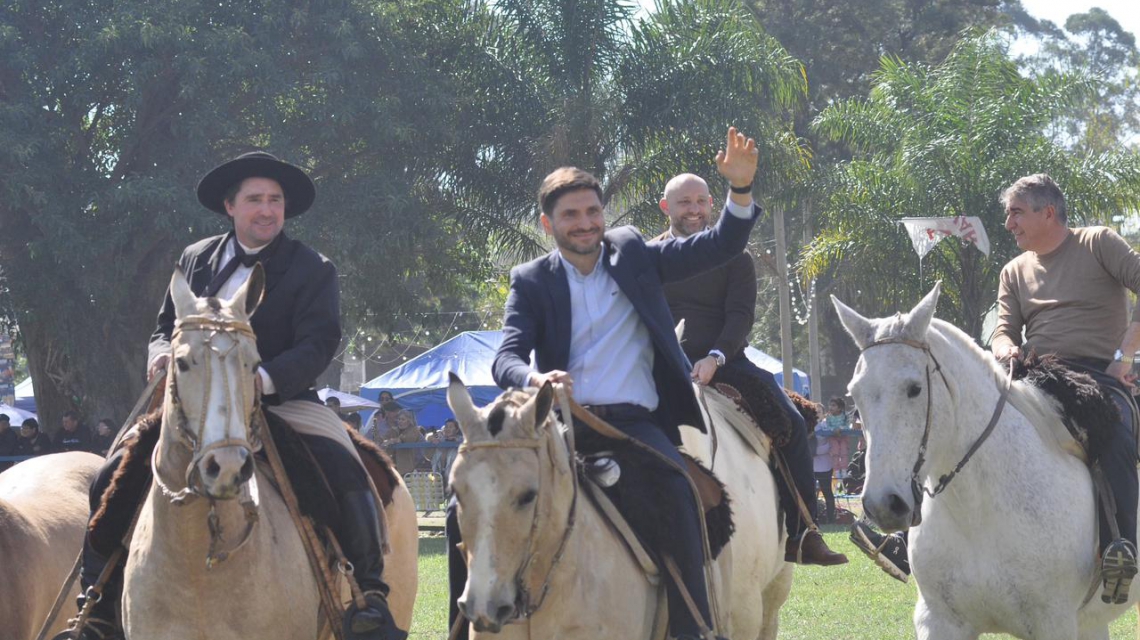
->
<box><xmin>862</xmin><ymin>337</ymin><xmax>1013</xmax><ymax>526</ymax></box>
<box><xmin>151</xmin><ymin>313</ymin><xmax>262</xmax><ymax>568</ymax></box>
<box><xmin>454</xmin><ymin>387</ymin><xmax>580</xmax><ymax>626</ymax></box>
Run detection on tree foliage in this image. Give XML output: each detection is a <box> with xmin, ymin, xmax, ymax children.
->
<box><xmin>0</xmin><ymin>0</ymin><xmax>487</xmax><ymax>427</ymax></box>
<box><xmin>443</xmin><ymin>0</ymin><xmax>809</xmax><ymax>262</ymax></box>
<box><xmin>803</xmin><ymin>31</ymin><xmax>1140</xmax><ymax>342</ymax></box>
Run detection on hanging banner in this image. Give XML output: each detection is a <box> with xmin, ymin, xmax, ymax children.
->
<box><xmin>900</xmin><ymin>216</ymin><xmax>991</xmax><ymax>258</ymax></box>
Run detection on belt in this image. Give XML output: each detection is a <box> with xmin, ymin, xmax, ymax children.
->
<box><xmin>578</xmin><ymin>403</ymin><xmax>651</xmax><ymax>420</ymax></box>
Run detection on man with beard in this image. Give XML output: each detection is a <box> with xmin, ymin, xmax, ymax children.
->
<box><xmin>656</xmin><ymin>172</ymin><xmax>847</xmax><ymax>566</ymax></box>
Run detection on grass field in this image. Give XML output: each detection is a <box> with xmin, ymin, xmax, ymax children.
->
<box><xmin>409</xmin><ymin>527</ymin><xmax>1139</xmax><ymax>639</ymax></box>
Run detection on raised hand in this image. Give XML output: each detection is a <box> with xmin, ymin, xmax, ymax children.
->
<box><xmin>715</xmin><ymin>126</ymin><xmax>759</xmax><ymax>189</ymax></box>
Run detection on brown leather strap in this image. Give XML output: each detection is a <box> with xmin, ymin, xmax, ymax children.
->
<box><xmin>257</xmin><ymin>410</ymin><xmax>345</xmax><ymax>640</ymax></box>
<box><xmin>661</xmin><ymin>556</ymin><xmax>716</xmax><ymax>640</ymax></box>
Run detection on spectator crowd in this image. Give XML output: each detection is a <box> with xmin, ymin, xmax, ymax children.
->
<box><xmin>0</xmin><ymin>411</ymin><xmax>117</xmax><ymax>471</ymax></box>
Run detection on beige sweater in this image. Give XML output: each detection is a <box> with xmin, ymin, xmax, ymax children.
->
<box><xmin>992</xmin><ymin>226</ymin><xmax>1140</xmax><ymax>362</ymax></box>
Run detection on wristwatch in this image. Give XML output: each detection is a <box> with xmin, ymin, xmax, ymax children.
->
<box><xmin>708</xmin><ymin>350</ymin><xmax>726</xmax><ymax>367</ymax></box>
<box><xmin>1114</xmin><ymin>349</ymin><xmax>1135</xmax><ymax>365</ymax></box>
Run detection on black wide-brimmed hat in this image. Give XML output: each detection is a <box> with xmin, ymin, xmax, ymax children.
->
<box><xmin>197</xmin><ymin>151</ymin><xmax>316</xmax><ymax>218</ymax></box>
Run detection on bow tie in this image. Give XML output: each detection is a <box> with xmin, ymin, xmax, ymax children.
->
<box><xmin>203</xmin><ymin>233</ymin><xmax>283</xmax><ymax>297</ymax></box>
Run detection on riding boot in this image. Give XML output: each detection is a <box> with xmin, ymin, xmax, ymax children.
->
<box><xmin>337</xmin><ymin>490</ymin><xmax>405</xmax><ymax>639</ymax></box>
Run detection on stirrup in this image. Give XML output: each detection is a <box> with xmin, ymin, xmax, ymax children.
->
<box><xmin>343</xmin><ymin>590</ymin><xmax>407</xmax><ymax>640</ymax></box>
<box><xmin>51</xmin><ymin>617</ymin><xmax>123</xmax><ymax>640</ymax></box>
<box><xmin>1101</xmin><ymin>539</ymin><xmax>1138</xmax><ymax>604</ymax></box>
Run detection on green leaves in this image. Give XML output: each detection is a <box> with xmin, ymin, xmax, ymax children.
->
<box><xmin>806</xmin><ymin>31</ymin><xmax>1140</xmax><ymax>339</ymax></box>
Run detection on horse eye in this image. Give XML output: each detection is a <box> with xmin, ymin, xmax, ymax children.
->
<box><xmin>176</xmin><ymin>357</ymin><xmax>190</xmax><ymax>372</ymax></box>
<box><xmin>517</xmin><ymin>489</ymin><xmax>538</xmax><ymax>508</ymax></box>
<box><xmin>907</xmin><ymin>383</ymin><xmax>922</xmax><ymax>398</ymax></box>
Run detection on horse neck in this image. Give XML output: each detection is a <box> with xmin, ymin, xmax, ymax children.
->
<box><xmin>925</xmin><ymin>326</ymin><xmax>1071</xmax><ymax>505</ymax></box>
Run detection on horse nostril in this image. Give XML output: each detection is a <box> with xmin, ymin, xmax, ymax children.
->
<box><xmin>888</xmin><ymin>493</ymin><xmax>910</xmax><ymax>516</ymax></box>
<box><xmin>205</xmin><ymin>454</ymin><xmax>221</xmax><ymax>480</ymax></box>
<box><xmin>238</xmin><ymin>452</ymin><xmax>254</xmax><ymax>483</ymax></box>
<box><xmin>495</xmin><ymin>604</ymin><xmax>513</xmax><ymax>623</ymax></box>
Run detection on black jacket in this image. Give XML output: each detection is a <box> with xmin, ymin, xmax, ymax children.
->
<box><xmin>149</xmin><ymin>230</ymin><xmax>341</xmax><ymax>404</ymax></box>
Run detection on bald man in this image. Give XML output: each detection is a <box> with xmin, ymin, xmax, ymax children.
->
<box><xmin>657</xmin><ymin>173</ymin><xmax>847</xmax><ymax>566</ymax></box>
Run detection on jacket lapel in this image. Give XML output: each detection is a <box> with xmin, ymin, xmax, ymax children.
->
<box><xmin>261</xmin><ymin>231</ymin><xmax>293</xmax><ymax>296</ymax></box>
<box><xmin>544</xmin><ymin>252</ymin><xmax>572</xmax><ymax>369</ymax></box>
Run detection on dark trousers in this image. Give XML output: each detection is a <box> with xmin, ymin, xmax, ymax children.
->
<box><xmin>714</xmin><ymin>356</ymin><xmax>816</xmax><ymax>538</ymax></box>
<box><xmin>446</xmin><ymin>404</ymin><xmax>712</xmax><ymax>638</ymax></box>
<box><xmin>80</xmin><ymin>432</ymin><xmax>376</xmax><ymax>619</ymax></box>
<box><xmin>815</xmin><ymin>470</ymin><xmax>836</xmax><ymax>523</ymax></box>
<box><xmin>1101</xmin><ymin>388</ymin><xmax>1139</xmax><ymax>549</ymax></box>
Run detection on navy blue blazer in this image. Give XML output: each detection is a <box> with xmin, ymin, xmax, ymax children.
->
<box><xmin>149</xmin><ymin>230</ymin><xmax>341</xmax><ymax>405</ymax></box>
<box><xmin>492</xmin><ymin>203</ymin><xmax>761</xmax><ymax>444</ymax></box>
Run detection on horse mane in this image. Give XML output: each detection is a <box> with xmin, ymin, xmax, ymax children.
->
<box><xmin>922</xmin><ymin>319</ymin><xmax>1072</xmax><ymax>443</ymax></box>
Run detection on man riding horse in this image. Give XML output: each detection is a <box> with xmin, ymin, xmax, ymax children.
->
<box><xmin>655</xmin><ymin>172</ymin><xmax>847</xmax><ymax>567</ymax></box>
<box><xmin>853</xmin><ymin>173</ymin><xmax>1140</xmax><ymax>604</ymax></box>
<box><xmin>58</xmin><ymin>152</ymin><xmax>401</xmax><ymax>640</ymax></box>
<box><xmin>446</xmin><ymin>127</ymin><xmax>761</xmax><ymax>640</ymax></box>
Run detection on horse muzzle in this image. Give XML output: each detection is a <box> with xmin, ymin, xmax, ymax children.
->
<box><xmin>863</xmin><ymin>487</ymin><xmax>919</xmax><ymax>532</ymax></box>
<box><xmin>458</xmin><ymin>590</ymin><xmax>520</xmax><ymax>633</ymax></box>
<box><xmin>196</xmin><ymin>444</ymin><xmax>255</xmax><ymax>500</ymax></box>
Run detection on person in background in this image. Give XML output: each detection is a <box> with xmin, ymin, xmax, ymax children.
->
<box><xmin>325</xmin><ymin>395</ymin><xmax>351</xmax><ymax>422</ymax></box>
<box><xmin>55</xmin><ymin>410</ymin><xmax>94</xmax><ymax>453</ymax></box>
<box><xmin>429</xmin><ymin>418</ymin><xmax>463</xmax><ymax>486</ymax></box>
<box><xmin>92</xmin><ymin>419</ymin><xmax>116</xmax><ymax>457</ymax></box>
<box><xmin>384</xmin><ymin>409</ymin><xmax>424</xmax><ymax>475</ymax></box>
<box><xmin>812</xmin><ymin>409</ymin><xmax>837</xmax><ymax>524</ymax></box>
<box><xmin>824</xmin><ymin>396</ymin><xmax>851</xmax><ymax>479</ymax></box>
<box><xmin>344</xmin><ymin>412</ymin><xmax>362</xmax><ymax>430</ymax></box>
<box><xmin>15</xmin><ymin>418</ymin><xmax>51</xmax><ymax>457</ymax></box>
<box><xmin>366</xmin><ymin>399</ymin><xmax>401</xmax><ymax>445</ymax></box>
<box><xmin>0</xmin><ymin>414</ymin><xmax>17</xmax><ymax>471</ymax></box>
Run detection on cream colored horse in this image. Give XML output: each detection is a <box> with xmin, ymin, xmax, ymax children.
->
<box><xmin>122</xmin><ymin>267</ymin><xmax>416</xmax><ymax>639</ymax></box>
<box><xmin>447</xmin><ymin>375</ymin><xmax>789</xmax><ymax>639</ymax></box>
<box><xmin>0</xmin><ymin>452</ymin><xmax>102</xmax><ymax>639</ymax></box>
<box><xmin>682</xmin><ymin>386</ymin><xmax>793</xmax><ymax>639</ymax></box>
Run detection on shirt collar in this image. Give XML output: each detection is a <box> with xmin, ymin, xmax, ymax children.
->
<box><xmin>558</xmin><ymin>246</ymin><xmax>606</xmax><ymax>281</ymax></box>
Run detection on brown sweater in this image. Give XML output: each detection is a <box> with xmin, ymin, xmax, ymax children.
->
<box><xmin>660</xmin><ymin>237</ymin><xmax>757</xmax><ymax>362</ymax></box>
<box><xmin>992</xmin><ymin>226</ymin><xmax>1140</xmax><ymax>362</ymax></box>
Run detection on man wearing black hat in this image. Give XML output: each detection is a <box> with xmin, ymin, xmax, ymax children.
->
<box><xmin>58</xmin><ymin>152</ymin><xmax>401</xmax><ymax>640</ymax></box>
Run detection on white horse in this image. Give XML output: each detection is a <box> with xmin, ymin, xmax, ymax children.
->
<box><xmin>833</xmin><ymin>282</ymin><xmax>1140</xmax><ymax>640</ymax></box>
<box><xmin>0</xmin><ymin>452</ymin><xmax>102</xmax><ymax>639</ymax></box>
<box><xmin>122</xmin><ymin>267</ymin><xmax>417</xmax><ymax>639</ymax></box>
<box><xmin>446</xmin><ymin>375</ymin><xmax>789</xmax><ymax>639</ymax></box>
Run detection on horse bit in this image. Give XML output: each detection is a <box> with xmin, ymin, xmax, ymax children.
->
<box><xmin>861</xmin><ymin>336</ymin><xmax>1012</xmax><ymax>527</ymax></box>
<box><xmin>152</xmin><ymin>313</ymin><xmax>263</xmax><ymax>568</ymax></box>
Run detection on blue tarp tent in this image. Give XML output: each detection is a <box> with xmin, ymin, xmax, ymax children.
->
<box><xmin>360</xmin><ymin>330</ymin><xmax>810</xmax><ymax>426</ymax></box>
<box><xmin>360</xmin><ymin>331</ymin><xmax>504</xmax><ymax>427</ymax></box>
<box><xmin>13</xmin><ymin>377</ymin><xmax>36</xmax><ymax>414</ymax></box>
<box><xmin>744</xmin><ymin>347</ymin><xmax>810</xmax><ymax>397</ymax></box>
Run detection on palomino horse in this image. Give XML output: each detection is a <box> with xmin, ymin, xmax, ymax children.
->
<box><xmin>446</xmin><ymin>374</ymin><xmax>790</xmax><ymax>639</ymax></box>
<box><xmin>0</xmin><ymin>452</ymin><xmax>102</xmax><ymax>639</ymax></box>
<box><xmin>121</xmin><ymin>267</ymin><xmax>417</xmax><ymax>639</ymax></box>
<box><xmin>833</xmin><ymin>283</ymin><xmax>1140</xmax><ymax>640</ymax></box>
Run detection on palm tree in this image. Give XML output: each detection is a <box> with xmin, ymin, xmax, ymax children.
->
<box><xmin>444</xmin><ymin>0</ymin><xmax>810</xmax><ymax>262</ymax></box>
<box><xmin>802</xmin><ymin>30</ymin><xmax>1140</xmax><ymax>339</ymax></box>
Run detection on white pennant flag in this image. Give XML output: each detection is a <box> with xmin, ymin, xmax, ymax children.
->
<box><xmin>899</xmin><ymin>216</ymin><xmax>991</xmax><ymax>259</ymax></box>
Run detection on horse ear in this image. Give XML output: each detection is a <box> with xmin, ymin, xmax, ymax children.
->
<box><xmin>447</xmin><ymin>372</ymin><xmax>483</xmax><ymax>440</ymax></box>
<box><xmin>170</xmin><ymin>265</ymin><xmax>198</xmax><ymax>319</ymax></box>
<box><xmin>831</xmin><ymin>294</ymin><xmax>875</xmax><ymax>350</ymax></box>
<box><xmin>230</xmin><ymin>264</ymin><xmax>266</xmax><ymax>318</ymax></box>
<box><xmin>903</xmin><ymin>282</ymin><xmax>941</xmax><ymax>341</ymax></box>
<box><xmin>532</xmin><ymin>381</ymin><xmax>554</xmax><ymax>431</ymax></box>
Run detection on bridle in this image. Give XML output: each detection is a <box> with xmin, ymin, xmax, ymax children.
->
<box><xmin>152</xmin><ymin>312</ymin><xmax>262</xmax><ymax>568</ymax></box>
<box><xmin>861</xmin><ymin>336</ymin><xmax>1012</xmax><ymax>527</ymax></box>
<box><xmin>455</xmin><ymin>389</ymin><xmax>579</xmax><ymax>623</ymax></box>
